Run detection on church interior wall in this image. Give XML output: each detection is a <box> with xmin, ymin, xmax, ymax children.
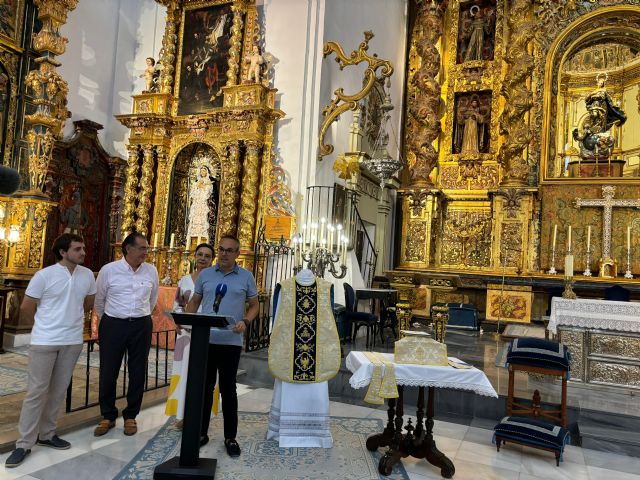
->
<box><xmin>59</xmin><ymin>0</ymin><xmax>165</xmax><ymax>157</ymax></box>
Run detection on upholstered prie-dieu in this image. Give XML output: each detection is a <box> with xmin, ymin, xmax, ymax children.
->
<box><xmin>507</xmin><ymin>337</ymin><xmax>571</xmax><ymax>372</ymax></box>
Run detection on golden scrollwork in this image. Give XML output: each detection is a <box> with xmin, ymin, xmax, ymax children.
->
<box><xmin>159</xmin><ymin>3</ymin><xmax>180</xmax><ymax>95</ymax></box>
<box><xmin>405</xmin><ymin>1</ymin><xmax>446</xmax><ymax>186</ymax></box>
<box><xmin>226</xmin><ymin>4</ymin><xmax>246</xmax><ymax>87</ymax></box>
<box><xmin>120</xmin><ymin>146</ymin><xmax>140</xmax><ymax>237</ymax></box>
<box><xmin>440</xmin><ymin>208</ymin><xmax>492</xmax><ymax>268</ymax></box>
<box><xmin>237</xmin><ymin>140</ymin><xmax>262</xmax><ymax>249</ymax></box>
<box><xmin>405</xmin><ymin>220</ymin><xmax>427</xmax><ymax>263</ymax></box>
<box><xmin>134</xmin><ymin>145</ymin><xmax>156</xmax><ymax>235</ymax></box>
<box><xmin>497</xmin><ymin>0</ymin><xmax>535</xmax><ymax>186</ymax></box>
<box><xmin>318</xmin><ymin>31</ymin><xmax>393</xmax><ymax>159</ymax></box>
<box><xmin>217</xmin><ymin>142</ymin><xmax>242</xmax><ymax>239</ymax></box>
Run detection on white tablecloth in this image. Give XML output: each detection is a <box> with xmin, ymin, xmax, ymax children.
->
<box><xmin>548</xmin><ymin>297</ymin><xmax>640</xmax><ymax>334</ymax></box>
<box><xmin>345</xmin><ymin>351</ymin><xmax>498</xmax><ymax>398</ymax></box>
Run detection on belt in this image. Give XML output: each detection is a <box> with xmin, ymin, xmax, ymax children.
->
<box><xmin>105</xmin><ymin>313</ymin><xmax>150</xmax><ymax>322</ymax></box>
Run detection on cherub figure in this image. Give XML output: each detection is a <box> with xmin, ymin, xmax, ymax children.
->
<box><xmin>139</xmin><ymin>57</ymin><xmax>160</xmax><ymax>92</ymax></box>
<box><xmin>244</xmin><ymin>45</ymin><xmax>264</xmax><ymax>84</ymax></box>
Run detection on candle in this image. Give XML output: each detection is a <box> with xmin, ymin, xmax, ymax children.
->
<box><xmin>567</xmin><ymin>225</ymin><xmax>572</xmax><ymax>250</ymax></box>
<box><xmin>586</xmin><ymin>226</ymin><xmax>591</xmax><ymax>251</ymax></box>
<box><xmin>552</xmin><ymin>224</ymin><xmax>558</xmax><ymax>251</ymax></box>
<box><xmin>153</xmin><ymin>233</ymin><xmax>158</xmax><ymax>248</ymax></box>
<box><xmin>320</xmin><ymin>217</ymin><xmax>326</xmax><ymax>245</ymax></box>
<box><xmin>327</xmin><ymin>225</ymin><xmax>334</xmax><ymax>253</ymax></box>
<box><xmin>565</xmin><ymin>254</ymin><xmax>574</xmax><ymax>277</ymax></box>
<box><xmin>301</xmin><ymin>224</ymin><xmax>307</xmax><ymax>246</ymax></box>
<box><xmin>628</xmin><ymin>226</ymin><xmax>631</xmax><ymax>251</ymax></box>
<box><xmin>341</xmin><ymin>236</ymin><xmax>348</xmax><ymax>265</ymax></box>
<box><xmin>169</xmin><ymin>233</ymin><xmax>175</xmax><ymax>249</ymax></box>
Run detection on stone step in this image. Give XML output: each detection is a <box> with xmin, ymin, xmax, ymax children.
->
<box><xmin>578</xmin><ymin>408</ymin><xmax>640</xmax><ymax>457</ymax></box>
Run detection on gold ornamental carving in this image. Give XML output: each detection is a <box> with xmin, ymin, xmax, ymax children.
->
<box><xmin>135</xmin><ymin>146</ymin><xmax>156</xmax><ymax>235</ymax></box>
<box><xmin>318</xmin><ymin>31</ymin><xmax>394</xmax><ymax>159</ymax></box>
<box><xmin>405</xmin><ymin>221</ymin><xmax>427</xmax><ymax>263</ymax></box>
<box><xmin>406</xmin><ymin>0</ymin><xmax>447</xmax><ymax>187</ymax></box>
<box><xmin>226</xmin><ymin>4</ymin><xmax>245</xmax><ymax>87</ymax></box>
<box><xmin>120</xmin><ymin>146</ymin><xmax>140</xmax><ymax>237</ymax></box>
<box><xmin>158</xmin><ymin>2</ymin><xmax>180</xmax><ymax>95</ymax></box>
<box><xmin>218</xmin><ymin>142</ymin><xmax>241</xmax><ymax>239</ymax></box>
<box><xmin>497</xmin><ymin>0</ymin><xmax>534</xmax><ymax>186</ymax></box>
<box><xmin>440</xmin><ymin>208</ymin><xmax>492</xmax><ymax>268</ymax></box>
<box><xmin>237</xmin><ymin>141</ymin><xmax>262</xmax><ymax>249</ymax></box>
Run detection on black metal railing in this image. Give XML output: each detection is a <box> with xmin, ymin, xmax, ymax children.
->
<box><xmin>246</xmin><ymin>226</ymin><xmax>295</xmax><ymax>352</ymax></box>
<box><xmin>354</xmin><ymin>205</ymin><xmax>378</xmax><ymax>287</ymax></box>
<box><xmin>65</xmin><ymin>329</ymin><xmax>174</xmax><ymax>413</ymax></box>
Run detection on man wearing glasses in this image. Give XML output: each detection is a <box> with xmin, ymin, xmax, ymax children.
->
<box><xmin>93</xmin><ymin>232</ymin><xmax>159</xmax><ymax>437</ymax></box>
<box><xmin>186</xmin><ymin>234</ymin><xmax>259</xmax><ymax>457</ymax></box>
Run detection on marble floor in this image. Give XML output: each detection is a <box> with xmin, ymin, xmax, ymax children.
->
<box><xmin>1</xmin><ymin>384</ymin><xmax>639</xmax><ymax>480</ymax></box>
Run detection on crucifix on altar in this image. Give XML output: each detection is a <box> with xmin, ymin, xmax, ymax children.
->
<box><xmin>575</xmin><ymin>185</ymin><xmax>640</xmax><ymax>278</ymax></box>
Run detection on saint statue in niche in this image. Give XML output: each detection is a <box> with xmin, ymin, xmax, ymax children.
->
<box><xmin>572</xmin><ymin>72</ymin><xmax>626</xmax><ymax>161</ymax></box>
<box><xmin>186</xmin><ymin>165</ymin><xmax>214</xmax><ymax>240</ymax></box>
<box><xmin>458</xmin><ymin>3</ymin><xmax>495</xmax><ymax>63</ymax></box>
<box><xmin>454</xmin><ymin>95</ymin><xmax>490</xmax><ymax>155</ymax></box>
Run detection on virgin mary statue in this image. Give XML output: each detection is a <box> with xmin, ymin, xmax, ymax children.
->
<box><xmin>186</xmin><ymin>166</ymin><xmax>214</xmax><ymax>240</ymax></box>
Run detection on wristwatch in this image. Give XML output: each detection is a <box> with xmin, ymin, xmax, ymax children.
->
<box><xmin>242</xmin><ymin>318</ymin><xmax>251</xmax><ymax>328</ymax></box>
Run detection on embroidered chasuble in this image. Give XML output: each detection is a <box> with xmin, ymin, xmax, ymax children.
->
<box><xmin>268</xmin><ymin>277</ymin><xmax>341</xmax><ymax>383</ymax></box>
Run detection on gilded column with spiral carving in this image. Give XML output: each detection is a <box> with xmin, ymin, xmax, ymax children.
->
<box><xmin>121</xmin><ymin>146</ymin><xmax>140</xmax><ymax>237</ymax></box>
<box><xmin>218</xmin><ymin>143</ymin><xmax>242</xmax><ymax>239</ymax></box>
<box><xmin>237</xmin><ymin>141</ymin><xmax>262</xmax><ymax>249</ymax></box>
<box><xmin>135</xmin><ymin>145</ymin><xmax>156</xmax><ymax>236</ymax></box>
<box><xmin>158</xmin><ymin>1</ymin><xmax>180</xmax><ymax>95</ymax></box>
<box><xmin>25</xmin><ymin>0</ymin><xmax>78</xmax><ymax>192</ymax></box>
<box><xmin>151</xmin><ymin>146</ymin><xmax>170</xmax><ymax>241</ymax></box>
<box><xmin>498</xmin><ymin>0</ymin><xmax>535</xmax><ymax>186</ymax></box>
<box><xmin>406</xmin><ymin>0</ymin><xmax>446</xmax><ymax>187</ymax></box>
<box><xmin>226</xmin><ymin>5</ymin><xmax>245</xmax><ymax>87</ymax></box>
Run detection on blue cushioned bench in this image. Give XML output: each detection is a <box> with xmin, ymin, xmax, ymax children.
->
<box><xmin>493</xmin><ymin>337</ymin><xmax>571</xmax><ymax>466</ymax></box>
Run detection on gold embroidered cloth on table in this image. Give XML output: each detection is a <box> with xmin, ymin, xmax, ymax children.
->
<box><xmin>268</xmin><ymin>277</ymin><xmax>341</xmax><ymax>383</ymax></box>
<box><xmin>363</xmin><ymin>352</ymin><xmax>399</xmax><ymax>404</ymax></box>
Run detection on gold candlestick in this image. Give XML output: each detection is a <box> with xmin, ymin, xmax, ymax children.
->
<box><xmin>562</xmin><ymin>276</ymin><xmax>577</xmax><ymax>299</ymax></box>
<box><xmin>162</xmin><ymin>247</ymin><xmax>175</xmax><ymax>286</ymax></box>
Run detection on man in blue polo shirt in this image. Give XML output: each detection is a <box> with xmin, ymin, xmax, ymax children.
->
<box><xmin>186</xmin><ymin>234</ymin><xmax>259</xmax><ymax>457</ymax></box>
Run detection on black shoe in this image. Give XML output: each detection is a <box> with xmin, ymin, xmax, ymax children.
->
<box><xmin>5</xmin><ymin>448</ymin><xmax>31</xmax><ymax>468</ymax></box>
<box><xmin>224</xmin><ymin>438</ymin><xmax>241</xmax><ymax>457</ymax></box>
<box><xmin>199</xmin><ymin>435</ymin><xmax>209</xmax><ymax>448</ymax></box>
<box><xmin>37</xmin><ymin>435</ymin><xmax>71</xmax><ymax>450</ymax></box>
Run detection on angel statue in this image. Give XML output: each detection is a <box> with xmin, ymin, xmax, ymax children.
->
<box><xmin>244</xmin><ymin>45</ymin><xmax>264</xmax><ymax>84</ymax></box>
<box><xmin>455</xmin><ymin>97</ymin><xmax>488</xmax><ymax>155</ymax></box>
<box><xmin>139</xmin><ymin>57</ymin><xmax>161</xmax><ymax>93</ymax></box>
<box><xmin>572</xmin><ymin>72</ymin><xmax>626</xmax><ymax>161</ymax></box>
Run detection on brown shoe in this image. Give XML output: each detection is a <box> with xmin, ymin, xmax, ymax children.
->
<box><xmin>123</xmin><ymin>419</ymin><xmax>137</xmax><ymax>436</ymax></box>
<box><xmin>94</xmin><ymin>419</ymin><xmax>115</xmax><ymax>437</ymax></box>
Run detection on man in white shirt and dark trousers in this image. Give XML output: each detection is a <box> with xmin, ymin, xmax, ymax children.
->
<box><xmin>5</xmin><ymin>234</ymin><xmax>97</xmax><ymax>468</ymax></box>
<box><xmin>93</xmin><ymin>232</ymin><xmax>159</xmax><ymax>437</ymax></box>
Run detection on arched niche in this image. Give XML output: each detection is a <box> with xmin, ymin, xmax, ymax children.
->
<box><xmin>166</xmin><ymin>142</ymin><xmax>221</xmax><ymax>248</ymax></box>
<box><xmin>542</xmin><ymin>6</ymin><xmax>640</xmax><ymax>181</ymax></box>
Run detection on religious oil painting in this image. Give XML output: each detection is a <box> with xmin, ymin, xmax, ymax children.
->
<box><xmin>0</xmin><ymin>0</ymin><xmax>19</xmax><ymax>41</ymax></box>
<box><xmin>177</xmin><ymin>2</ymin><xmax>235</xmax><ymax>115</ymax></box>
<box><xmin>456</xmin><ymin>0</ymin><xmax>496</xmax><ymax>63</ymax></box>
<box><xmin>453</xmin><ymin>91</ymin><xmax>492</xmax><ymax>155</ymax></box>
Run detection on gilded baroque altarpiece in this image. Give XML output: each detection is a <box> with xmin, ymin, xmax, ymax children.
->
<box><xmin>391</xmin><ymin>0</ymin><xmax>640</xmax><ymax>326</ymax></box>
<box><xmin>116</xmin><ymin>0</ymin><xmax>286</xmax><ymax>282</ymax></box>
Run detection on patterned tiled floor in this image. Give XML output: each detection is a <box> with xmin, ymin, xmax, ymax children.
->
<box><xmin>1</xmin><ymin>385</ymin><xmax>639</xmax><ymax>480</ymax></box>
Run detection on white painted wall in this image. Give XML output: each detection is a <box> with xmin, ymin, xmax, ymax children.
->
<box><xmin>59</xmin><ymin>0</ymin><xmax>165</xmax><ymax>157</ymax></box>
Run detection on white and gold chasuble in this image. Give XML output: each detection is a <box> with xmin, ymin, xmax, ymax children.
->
<box><xmin>268</xmin><ymin>277</ymin><xmax>341</xmax><ymax>383</ymax></box>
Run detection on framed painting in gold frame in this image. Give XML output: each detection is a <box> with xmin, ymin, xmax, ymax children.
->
<box><xmin>176</xmin><ymin>1</ymin><xmax>238</xmax><ymax>115</ymax></box>
<box><xmin>0</xmin><ymin>0</ymin><xmax>25</xmax><ymax>45</ymax></box>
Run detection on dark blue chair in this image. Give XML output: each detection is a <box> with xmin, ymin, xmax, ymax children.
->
<box><xmin>344</xmin><ymin>283</ymin><xmax>378</xmax><ymax>349</ymax></box>
<box><xmin>447</xmin><ymin>303</ymin><xmax>479</xmax><ymax>330</ymax></box>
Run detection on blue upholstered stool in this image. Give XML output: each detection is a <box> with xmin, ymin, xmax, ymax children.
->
<box><xmin>494</xmin><ymin>337</ymin><xmax>571</xmax><ymax>466</ymax></box>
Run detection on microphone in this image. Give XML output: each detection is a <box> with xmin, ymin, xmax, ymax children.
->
<box><xmin>0</xmin><ymin>165</ymin><xmax>21</xmax><ymax>195</ymax></box>
<box><xmin>213</xmin><ymin>283</ymin><xmax>227</xmax><ymax>313</ymax></box>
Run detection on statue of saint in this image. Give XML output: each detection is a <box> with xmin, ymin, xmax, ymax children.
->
<box><xmin>455</xmin><ymin>98</ymin><xmax>487</xmax><ymax>155</ymax></box>
<box><xmin>463</xmin><ymin>5</ymin><xmax>492</xmax><ymax>62</ymax></box>
<box><xmin>186</xmin><ymin>166</ymin><xmax>214</xmax><ymax>240</ymax></box>
<box><xmin>572</xmin><ymin>73</ymin><xmax>626</xmax><ymax>160</ymax></box>
<box><xmin>245</xmin><ymin>45</ymin><xmax>264</xmax><ymax>84</ymax></box>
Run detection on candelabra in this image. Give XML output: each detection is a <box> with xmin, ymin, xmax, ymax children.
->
<box><xmin>624</xmin><ymin>247</ymin><xmax>633</xmax><ymax>279</ymax></box>
<box><xmin>149</xmin><ymin>244</ymin><xmax>159</xmax><ymax>268</ymax></box>
<box><xmin>292</xmin><ymin>219</ymin><xmax>348</xmax><ymax>279</ymax></box>
<box><xmin>162</xmin><ymin>246</ymin><xmax>176</xmax><ymax>285</ymax></box>
<box><xmin>548</xmin><ymin>245</ymin><xmax>557</xmax><ymax>274</ymax></box>
<box><xmin>583</xmin><ymin>247</ymin><xmax>592</xmax><ymax>277</ymax></box>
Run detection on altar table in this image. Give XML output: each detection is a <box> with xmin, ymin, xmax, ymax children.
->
<box><xmin>346</xmin><ymin>351</ymin><xmax>497</xmax><ymax>478</ymax></box>
<box><xmin>549</xmin><ymin>297</ymin><xmax>640</xmax><ymax>389</ymax></box>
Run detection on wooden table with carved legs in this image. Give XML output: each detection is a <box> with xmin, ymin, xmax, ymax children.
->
<box><xmin>366</xmin><ymin>386</ymin><xmax>455</xmax><ymax>478</ymax></box>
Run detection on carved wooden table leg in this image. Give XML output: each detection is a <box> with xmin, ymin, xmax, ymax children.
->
<box><xmin>378</xmin><ymin>386</ymin><xmax>406</xmax><ymax>475</ymax></box>
<box><xmin>366</xmin><ymin>397</ymin><xmax>396</xmax><ymax>451</ymax></box>
<box><xmin>414</xmin><ymin>386</ymin><xmax>455</xmax><ymax>478</ymax></box>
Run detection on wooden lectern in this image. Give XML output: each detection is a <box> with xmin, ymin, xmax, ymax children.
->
<box><xmin>153</xmin><ymin>312</ymin><xmax>230</xmax><ymax>480</ymax></box>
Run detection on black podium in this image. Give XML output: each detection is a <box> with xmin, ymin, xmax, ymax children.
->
<box><xmin>154</xmin><ymin>312</ymin><xmax>229</xmax><ymax>480</ymax></box>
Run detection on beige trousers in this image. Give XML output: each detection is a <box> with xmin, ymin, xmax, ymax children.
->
<box><xmin>16</xmin><ymin>343</ymin><xmax>83</xmax><ymax>449</ymax></box>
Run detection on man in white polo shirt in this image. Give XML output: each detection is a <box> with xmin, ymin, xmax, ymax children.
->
<box><xmin>5</xmin><ymin>234</ymin><xmax>97</xmax><ymax>468</ymax></box>
<box><xmin>93</xmin><ymin>232</ymin><xmax>158</xmax><ymax>437</ymax></box>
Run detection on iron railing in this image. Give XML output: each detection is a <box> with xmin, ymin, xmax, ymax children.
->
<box><xmin>354</xmin><ymin>205</ymin><xmax>378</xmax><ymax>287</ymax></box>
<box><xmin>246</xmin><ymin>226</ymin><xmax>295</xmax><ymax>352</ymax></box>
<box><xmin>65</xmin><ymin>329</ymin><xmax>174</xmax><ymax>413</ymax></box>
